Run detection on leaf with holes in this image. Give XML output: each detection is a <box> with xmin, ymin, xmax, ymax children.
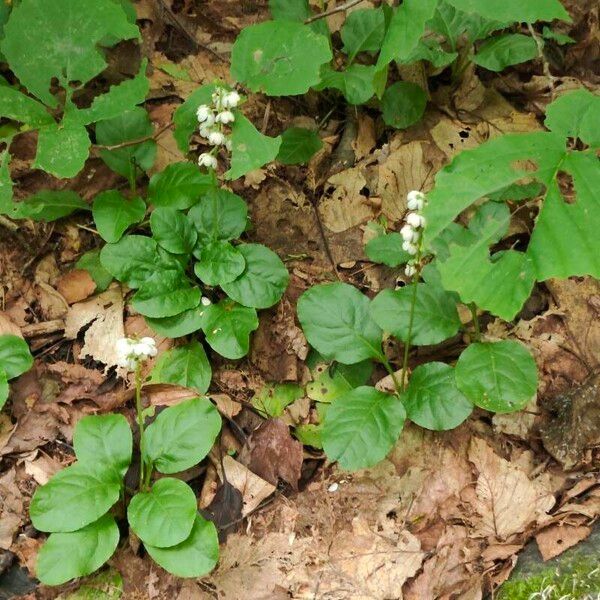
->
<box><xmin>0</xmin><ymin>85</ymin><xmax>53</xmax><ymax>127</ymax></box>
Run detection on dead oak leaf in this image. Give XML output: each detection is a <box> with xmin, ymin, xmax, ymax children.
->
<box><xmin>56</xmin><ymin>269</ymin><xmax>97</xmax><ymax>305</ymax></box>
<box><xmin>535</xmin><ymin>523</ymin><xmax>592</xmax><ymax>561</ymax></box>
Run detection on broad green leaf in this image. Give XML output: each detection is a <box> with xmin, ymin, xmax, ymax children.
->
<box><xmin>306</xmin><ymin>359</ymin><xmax>373</xmax><ymax>403</ymax></box>
<box><xmin>341</xmin><ymin>8</ymin><xmax>385</xmax><ymax>60</ymax></box>
<box><xmin>1</xmin><ymin>0</ymin><xmax>139</xmax><ymax>107</ymax></box>
<box><xmin>455</xmin><ymin>340</ymin><xmax>538</xmax><ymax>413</ymax></box>
<box><xmin>225</xmin><ymin>114</ymin><xmax>281</xmax><ymax>180</ymax></box>
<box><xmin>194</xmin><ymin>240</ymin><xmax>246</xmax><ymax>286</ymax></box>
<box><xmin>381</xmin><ymin>82</ymin><xmax>427</xmax><ymax>129</ymax></box>
<box><xmin>444</xmin><ymin>0</ymin><xmax>570</xmax><ymax>23</ymax></box>
<box><xmin>365</xmin><ymin>233</ymin><xmax>410</xmax><ymax>267</ymax></box>
<box><xmin>93</xmin><ymin>190</ymin><xmax>145</xmax><ymax>243</ymax></box>
<box><xmin>0</xmin><ymin>370</ymin><xmax>8</xmax><ymax>411</ymax></box>
<box><xmin>268</xmin><ymin>0</ymin><xmax>330</xmax><ymax>37</ymax></box>
<box><xmin>201</xmin><ymin>299</ymin><xmax>258</xmax><ymax>359</ymax></box>
<box><xmin>100</xmin><ymin>235</ymin><xmax>181</xmax><ymax>289</ymax></box>
<box><xmin>61</xmin><ymin>568</ymin><xmax>123</xmax><ymax>599</ymax></box>
<box><xmin>473</xmin><ymin>34</ymin><xmax>538</xmax><ymax>72</ymax></box>
<box><xmin>128</xmin><ymin>478</ymin><xmax>196</xmax><ymax>548</ymax></box>
<box><xmin>541</xmin><ymin>26</ymin><xmax>576</xmax><ymax>45</ymax></box>
<box><xmin>316</xmin><ymin>64</ymin><xmax>376</xmax><ymax>105</ymax></box>
<box><xmin>231</xmin><ymin>21</ymin><xmax>332</xmax><ymax>96</ymax></box>
<box><xmin>131</xmin><ymin>272</ymin><xmax>200</xmax><ymax>319</ymax></box>
<box><xmin>528</xmin><ymin>154</ymin><xmax>600</xmax><ymax>279</ymax></box>
<box><xmin>144</xmin><ymin>396</ymin><xmax>221</xmax><ymax>473</ymax></box>
<box><xmin>402</xmin><ymin>362</ymin><xmax>472</xmax><ymax>430</ymax></box>
<box><xmin>297</xmin><ymin>282</ymin><xmax>382</xmax><ymax>364</ymax></box>
<box><xmin>377</xmin><ymin>0</ymin><xmax>439</xmax><ymax>68</ymax></box>
<box><xmin>0</xmin><ymin>85</ymin><xmax>52</xmax><ymax>127</ymax></box>
<box><xmin>487</xmin><ymin>181</ymin><xmax>543</xmax><ymax>202</ymax></box>
<box><xmin>294</xmin><ymin>423</ymin><xmax>322</xmax><ymax>449</ymax></box>
<box><xmin>468</xmin><ymin>201</ymin><xmax>510</xmax><ymax>245</ymax></box>
<box><xmin>173</xmin><ymin>84</ymin><xmax>217</xmax><ymax>153</ymax></box>
<box><xmin>150</xmin><ymin>341</ymin><xmax>211</xmax><ymax>395</ymax></box>
<box><xmin>322</xmin><ymin>386</ymin><xmax>405</xmax><ymax>470</ymax></box>
<box><xmin>36</xmin><ymin>514</ymin><xmax>120</xmax><ymax>586</ymax></box>
<box><xmin>19</xmin><ymin>190</ymin><xmax>88</xmax><ymax>222</ymax></box>
<box><xmin>73</xmin><ymin>414</ymin><xmax>132</xmax><ymax>478</ymax></box>
<box><xmin>0</xmin><ymin>334</ymin><xmax>33</xmax><ymax>379</ymax></box>
<box><xmin>252</xmin><ymin>383</ymin><xmax>303</xmax><ymax>417</ymax></box>
<box><xmin>145</xmin><ymin>515</ymin><xmax>218</xmax><ymax>578</ymax></box>
<box><xmin>70</xmin><ymin>59</ymin><xmax>149</xmax><ymax>126</ymax></box>
<box><xmin>544</xmin><ymin>88</ymin><xmax>600</xmax><ymax>148</ymax></box>
<box><xmin>221</xmin><ymin>244</ymin><xmax>289</xmax><ymax>309</ymax></box>
<box><xmin>188</xmin><ymin>188</ymin><xmax>248</xmax><ymax>243</ymax></box>
<box><xmin>150</xmin><ymin>207</ymin><xmax>197</xmax><ymax>254</ymax></box>
<box><xmin>404</xmin><ymin>39</ymin><xmax>458</xmax><ymax>68</ymax></box>
<box><xmin>370</xmin><ymin>283</ymin><xmax>461</xmax><ymax>345</ymax></box>
<box><xmin>0</xmin><ymin>150</ymin><xmax>15</xmax><ymax>218</ymax></box>
<box><xmin>76</xmin><ymin>249</ymin><xmax>113</xmax><ymax>292</ymax></box>
<box><xmin>30</xmin><ymin>463</ymin><xmax>120</xmax><ymax>533</ymax></box>
<box><xmin>277</xmin><ymin>127</ymin><xmax>323</xmax><ymax>165</ymax></box>
<box><xmin>145</xmin><ymin>307</ymin><xmax>206</xmax><ymax>339</ymax></box>
<box><xmin>148</xmin><ymin>162</ymin><xmax>215</xmax><ymax>209</ymax></box>
<box><xmin>96</xmin><ymin>107</ymin><xmax>156</xmax><ymax>181</ymax></box>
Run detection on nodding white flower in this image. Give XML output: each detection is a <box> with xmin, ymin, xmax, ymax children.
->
<box><xmin>116</xmin><ymin>336</ymin><xmax>157</xmax><ymax>371</ymax></box>
<box><xmin>225</xmin><ymin>139</ymin><xmax>232</xmax><ymax>151</ymax></box>
<box><xmin>405</xmin><ymin>264</ymin><xmax>417</xmax><ymax>277</ymax></box>
<box><xmin>216</xmin><ymin>110</ymin><xmax>235</xmax><ymax>124</ymax></box>
<box><xmin>402</xmin><ymin>241</ymin><xmax>418</xmax><ymax>255</ymax></box>
<box><xmin>201</xmin><ymin>296</ymin><xmax>212</xmax><ymax>306</ymax></box>
<box><xmin>407</xmin><ymin>190</ymin><xmax>425</xmax><ymax>211</ymax></box>
<box><xmin>198</xmin><ymin>153</ymin><xmax>218</xmax><ymax>169</ymax></box>
<box><xmin>199</xmin><ymin>126</ymin><xmax>211</xmax><ymax>139</ymax></box>
<box><xmin>196</xmin><ymin>104</ymin><xmax>211</xmax><ymax>123</ymax></box>
<box><xmin>208</xmin><ymin>131</ymin><xmax>226</xmax><ymax>146</ymax></box>
<box><xmin>400</xmin><ymin>224</ymin><xmax>419</xmax><ymax>243</ymax></box>
<box><xmin>406</xmin><ymin>212</ymin><xmax>425</xmax><ymax>229</ymax></box>
<box><xmin>222</xmin><ymin>90</ymin><xmax>241</xmax><ymax>108</ymax></box>
<box><xmin>204</xmin><ymin>113</ymin><xmax>216</xmax><ymax>127</ymax></box>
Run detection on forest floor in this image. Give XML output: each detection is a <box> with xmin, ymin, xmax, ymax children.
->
<box><xmin>0</xmin><ymin>1</ymin><xmax>599</xmax><ymax>599</ymax></box>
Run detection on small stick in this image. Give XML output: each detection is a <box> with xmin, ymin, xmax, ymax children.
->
<box><xmin>305</xmin><ymin>0</ymin><xmax>364</xmax><ymax>24</ymax></box>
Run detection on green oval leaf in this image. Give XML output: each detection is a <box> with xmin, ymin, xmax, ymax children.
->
<box><xmin>145</xmin><ymin>307</ymin><xmax>205</xmax><ymax>339</ymax></box>
<box><xmin>0</xmin><ymin>370</ymin><xmax>8</xmax><ymax>411</ymax></box>
<box><xmin>144</xmin><ymin>397</ymin><xmax>221</xmax><ymax>474</ymax></box>
<box><xmin>34</xmin><ymin>122</ymin><xmax>91</xmax><ymax>178</ymax></box>
<box><xmin>221</xmin><ymin>244</ymin><xmax>289</xmax><ymax>309</ymax></box>
<box><xmin>148</xmin><ymin>162</ymin><xmax>215</xmax><ymax>210</ymax></box>
<box><xmin>201</xmin><ymin>299</ymin><xmax>259</xmax><ymax>359</ymax></box>
<box><xmin>341</xmin><ymin>7</ymin><xmax>385</xmax><ymax>59</ymax></box>
<box><xmin>128</xmin><ymin>478</ymin><xmax>197</xmax><ymax>548</ymax></box>
<box><xmin>92</xmin><ymin>190</ymin><xmax>146</xmax><ymax>243</ymax></box>
<box><xmin>381</xmin><ymin>81</ymin><xmax>427</xmax><ymax>129</ymax></box>
<box><xmin>322</xmin><ymin>386</ymin><xmax>405</xmax><ymax>470</ymax></box>
<box><xmin>131</xmin><ymin>272</ymin><xmax>201</xmax><ymax>319</ymax></box>
<box><xmin>145</xmin><ymin>514</ymin><xmax>218</xmax><ymax>578</ymax></box>
<box><xmin>298</xmin><ymin>282</ymin><xmax>382</xmax><ymax>364</ymax></box>
<box><xmin>30</xmin><ymin>463</ymin><xmax>120</xmax><ymax>533</ymax></box>
<box><xmin>370</xmin><ymin>283</ymin><xmax>461</xmax><ymax>346</ymax></box>
<box><xmin>473</xmin><ymin>33</ymin><xmax>538</xmax><ymax>72</ymax></box>
<box><xmin>194</xmin><ymin>240</ymin><xmax>246</xmax><ymax>286</ymax></box>
<box><xmin>150</xmin><ymin>207</ymin><xmax>197</xmax><ymax>254</ymax></box>
<box><xmin>402</xmin><ymin>362</ymin><xmax>473</xmax><ymax>430</ymax></box>
<box><xmin>73</xmin><ymin>414</ymin><xmax>132</xmax><ymax>478</ymax></box>
<box><xmin>365</xmin><ymin>233</ymin><xmax>410</xmax><ymax>267</ymax></box>
<box><xmin>150</xmin><ymin>340</ymin><xmax>212</xmax><ymax>395</ymax></box>
<box><xmin>455</xmin><ymin>340</ymin><xmax>538</xmax><ymax>413</ymax></box>
<box><xmin>0</xmin><ymin>334</ymin><xmax>33</xmax><ymax>380</ymax></box>
<box><xmin>18</xmin><ymin>190</ymin><xmax>88</xmax><ymax>222</ymax></box>
<box><xmin>36</xmin><ymin>514</ymin><xmax>120</xmax><ymax>586</ymax></box>
<box><xmin>277</xmin><ymin>127</ymin><xmax>323</xmax><ymax>165</ymax></box>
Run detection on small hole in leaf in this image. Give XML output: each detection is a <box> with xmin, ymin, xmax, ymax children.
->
<box><xmin>557</xmin><ymin>171</ymin><xmax>576</xmax><ymax>204</ymax></box>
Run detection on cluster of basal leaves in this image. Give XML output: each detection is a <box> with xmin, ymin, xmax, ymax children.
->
<box><xmin>0</xmin><ymin>335</ymin><xmax>33</xmax><ymax>410</ymax></box>
<box><xmin>273</xmin><ymin>88</ymin><xmax>598</xmax><ymax>471</ymax></box>
<box><xmin>30</xmin><ymin>398</ymin><xmax>222</xmax><ymax>585</ymax></box>
<box><xmin>229</xmin><ymin>0</ymin><xmax>573</xmax><ymax>131</ymax></box>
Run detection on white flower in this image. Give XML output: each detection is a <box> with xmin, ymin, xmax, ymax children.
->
<box><xmin>405</xmin><ymin>264</ymin><xmax>417</xmax><ymax>277</ymax></box>
<box><xmin>406</xmin><ymin>212</ymin><xmax>425</xmax><ymax>229</ymax></box>
<box><xmin>116</xmin><ymin>336</ymin><xmax>157</xmax><ymax>371</ymax></box>
<box><xmin>201</xmin><ymin>296</ymin><xmax>212</xmax><ymax>306</ymax></box>
<box><xmin>407</xmin><ymin>190</ymin><xmax>425</xmax><ymax>210</ymax></box>
<box><xmin>208</xmin><ymin>131</ymin><xmax>226</xmax><ymax>146</ymax></box>
<box><xmin>222</xmin><ymin>90</ymin><xmax>241</xmax><ymax>108</ymax></box>
<box><xmin>204</xmin><ymin>113</ymin><xmax>216</xmax><ymax>127</ymax></box>
<box><xmin>216</xmin><ymin>110</ymin><xmax>235</xmax><ymax>124</ymax></box>
<box><xmin>402</xmin><ymin>241</ymin><xmax>418</xmax><ymax>255</ymax></box>
<box><xmin>198</xmin><ymin>153</ymin><xmax>218</xmax><ymax>169</ymax></box>
<box><xmin>199</xmin><ymin>126</ymin><xmax>212</xmax><ymax>138</ymax></box>
<box><xmin>196</xmin><ymin>104</ymin><xmax>211</xmax><ymax>123</ymax></box>
<box><xmin>225</xmin><ymin>139</ymin><xmax>232</xmax><ymax>151</ymax></box>
<box><xmin>400</xmin><ymin>224</ymin><xmax>419</xmax><ymax>243</ymax></box>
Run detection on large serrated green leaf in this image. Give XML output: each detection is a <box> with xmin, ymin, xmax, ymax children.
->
<box><xmin>545</xmin><ymin>88</ymin><xmax>600</xmax><ymax>148</ymax></box>
<box><xmin>0</xmin><ymin>85</ymin><xmax>53</xmax><ymax>127</ymax></box>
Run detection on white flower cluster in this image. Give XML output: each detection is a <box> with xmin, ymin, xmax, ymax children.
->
<box><xmin>116</xmin><ymin>337</ymin><xmax>157</xmax><ymax>371</ymax></box>
<box><xmin>196</xmin><ymin>87</ymin><xmax>241</xmax><ymax>170</ymax></box>
<box><xmin>402</xmin><ymin>191</ymin><xmax>427</xmax><ymax>277</ymax></box>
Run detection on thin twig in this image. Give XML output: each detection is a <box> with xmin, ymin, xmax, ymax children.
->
<box><xmin>305</xmin><ymin>0</ymin><xmax>364</xmax><ymax>24</ymax></box>
<box><xmin>527</xmin><ymin>23</ymin><xmax>557</xmax><ymax>100</ymax></box>
<box><xmin>94</xmin><ymin>122</ymin><xmax>173</xmax><ymax>151</ymax></box>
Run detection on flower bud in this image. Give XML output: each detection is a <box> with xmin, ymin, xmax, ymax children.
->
<box><xmin>407</xmin><ymin>190</ymin><xmax>425</xmax><ymax>210</ymax></box>
<box><xmin>196</xmin><ymin>104</ymin><xmax>211</xmax><ymax>123</ymax></box>
<box><xmin>406</xmin><ymin>212</ymin><xmax>425</xmax><ymax>229</ymax></box>
<box><xmin>222</xmin><ymin>91</ymin><xmax>241</xmax><ymax>108</ymax></box>
<box><xmin>198</xmin><ymin>153</ymin><xmax>218</xmax><ymax>169</ymax></box>
<box><xmin>402</xmin><ymin>241</ymin><xmax>418</xmax><ymax>255</ymax></box>
<box><xmin>208</xmin><ymin>131</ymin><xmax>226</xmax><ymax>146</ymax></box>
<box><xmin>216</xmin><ymin>110</ymin><xmax>235</xmax><ymax>124</ymax></box>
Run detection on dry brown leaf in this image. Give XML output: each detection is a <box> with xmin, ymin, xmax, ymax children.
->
<box><xmin>142</xmin><ymin>383</ymin><xmax>197</xmax><ymax>407</ymax></box>
<box><xmin>0</xmin><ymin>313</ymin><xmax>23</xmax><ymax>337</ymax></box>
<box><xmin>0</xmin><ymin>468</ymin><xmax>23</xmax><ymax>550</ymax></box>
<box><xmin>467</xmin><ymin>438</ymin><xmax>555</xmax><ymax>540</ymax></box>
<box><xmin>535</xmin><ymin>523</ymin><xmax>592</xmax><ymax>560</ymax></box>
<box><xmin>35</xmin><ymin>281</ymin><xmax>69</xmax><ymax>320</ymax></box>
<box><xmin>56</xmin><ymin>269</ymin><xmax>97</xmax><ymax>304</ymax></box>
<box><xmin>353</xmin><ymin>113</ymin><xmax>376</xmax><ymax>161</ymax></box>
<box><xmin>211</xmin><ymin>393</ymin><xmax>241</xmax><ymax>419</ymax></box>
<box><xmin>22</xmin><ymin>451</ymin><xmax>62</xmax><ymax>485</ymax></box>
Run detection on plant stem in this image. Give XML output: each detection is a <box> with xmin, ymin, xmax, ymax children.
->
<box><xmin>469</xmin><ymin>303</ymin><xmax>481</xmax><ymax>342</ymax></box>
<box><xmin>401</xmin><ymin>249</ymin><xmax>422</xmax><ymax>391</ymax></box>
<box><xmin>134</xmin><ymin>363</ymin><xmax>145</xmax><ymax>489</ymax></box>
<box><xmin>378</xmin><ymin>352</ymin><xmax>402</xmax><ymax>396</ymax></box>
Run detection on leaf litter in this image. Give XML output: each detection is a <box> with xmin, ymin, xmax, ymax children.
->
<box><xmin>0</xmin><ymin>0</ymin><xmax>599</xmax><ymax>598</ymax></box>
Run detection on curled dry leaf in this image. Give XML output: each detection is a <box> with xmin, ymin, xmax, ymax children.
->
<box><xmin>56</xmin><ymin>269</ymin><xmax>97</xmax><ymax>304</ymax></box>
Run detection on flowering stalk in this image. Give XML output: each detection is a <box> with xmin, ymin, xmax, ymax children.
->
<box><xmin>116</xmin><ymin>336</ymin><xmax>157</xmax><ymax>490</ymax></box>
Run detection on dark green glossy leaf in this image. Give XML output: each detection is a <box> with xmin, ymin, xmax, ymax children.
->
<box><xmin>148</xmin><ymin>162</ymin><xmax>215</xmax><ymax>210</ymax></box>
<box><xmin>93</xmin><ymin>190</ymin><xmax>145</xmax><ymax>243</ymax></box>
<box><xmin>145</xmin><ymin>307</ymin><xmax>206</xmax><ymax>338</ymax></box>
<box><xmin>194</xmin><ymin>240</ymin><xmax>246</xmax><ymax>286</ymax></box>
<box><xmin>277</xmin><ymin>127</ymin><xmax>323</xmax><ymax>165</ymax></box>
<box><xmin>0</xmin><ymin>334</ymin><xmax>33</xmax><ymax>380</ymax></box>
<box><xmin>131</xmin><ymin>272</ymin><xmax>200</xmax><ymax>319</ymax></box>
<box><xmin>150</xmin><ymin>207</ymin><xmax>197</xmax><ymax>254</ymax></box>
<box><xmin>150</xmin><ymin>341</ymin><xmax>211</xmax><ymax>395</ymax></box>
